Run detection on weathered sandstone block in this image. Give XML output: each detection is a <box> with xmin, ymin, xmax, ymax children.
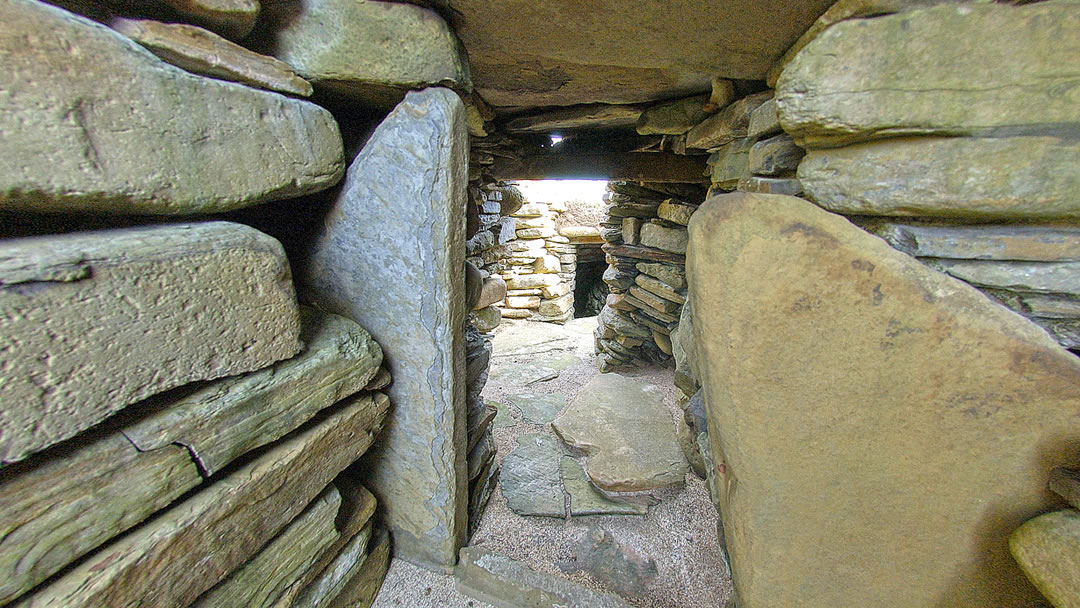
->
<box><xmin>258</xmin><ymin>0</ymin><xmax>469</xmax><ymax>103</ymax></box>
<box><xmin>12</xmin><ymin>394</ymin><xmax>389</xmax><ymax>608</ymax></box>
<box><xmin>302</xmin><ymin>88</ymin><xmax>468</xmax><ymax>571</ymax></box>
<box><xmin>776</xmin><ymin>1</ymin><xmax>1080</xmax><ymax>147</ymax></box>
<box><xmin>123</xmin><ymin>306</ymin><xmax>382</xmax><ymax>476</ymax></box>
<box><xmin>191</xmin><ymin>486</ymin><xmax>342</xmax><ymax>608</ymax></box>
<box><xmin>291</xmin><ymin>522</ymin><xmax>373</xmax><ymax>608</ymax></box>
<box><xmin>636</xmin><ymin>95</ymin><xmax>711</xmax><ymax>135</ymax></box>
<box><xmin>0</xmin><ymin>222</ymin><xmax>301</xmax><ymax>465</ymax></box>
<box><xmin>1010</xmin><ymin>510</ymin><xmax>1080</xmax><ymax>608</ymax></box>
<box><xmin>799</xmin><ymin>136</ymin><xmax>1080</xmax><ymax>219</ymax></box>
<box><xmin>687</xmin><ymin>191</ymin><xmax>1080</xmax><ymax>607</ymax></box>
<box><xmin>639</xmin><ymin>222</ymin><xmax>688</xmax><ymax>255</ymax></box>
<box><xmin>748</xmin><ymin>134</ymin><xmax>803</xmax><ymax>176</ymax></box>
<box><xmin>111</xmin><ymin>18</ymin><xmax>312</xmax><ymax>96</ymax></box>
<box><xmin>0</xmin><ymin>0</ymin><xmax>343</xmax><ymax>214</ymax></box>
<box><xmin>158</xmin><ymin>0</ymin><xmax>259</xmax><ymax>40</ymax></box>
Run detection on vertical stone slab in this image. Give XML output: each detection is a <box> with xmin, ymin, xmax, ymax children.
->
<box><xmin>687</xmin><ymin>192</ymin><xmax>1080</xmax><ymax>607</ymax></box>
<box><xmin>302</xmin><ymin>88</ymin><xmax>468</xmax><ymax>570</ymax></box>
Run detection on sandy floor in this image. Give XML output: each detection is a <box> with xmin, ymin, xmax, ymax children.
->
<box><xmin>372</xmin><ymin>317</ymin><xmax>732</xmax><ymax>608</ymax></box>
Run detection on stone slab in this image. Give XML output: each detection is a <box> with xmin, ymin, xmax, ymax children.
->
<box><xmin>736</xmin><ymin>176</ymin><xmax>803</xmax><ymax>196</ymax></box>
<box><xmin>748</xmin><ymin>134</ymin><xmax>804</xmax><ymax>176</ymax></box>
<box><xmin>558</xmin><ymin>528</ymin><xmax>657</xmax><ymax>597</ymax></box>
<box><xmin>301</xmin><ymin>88</ymin><xmax>468</xmax><ymax>571</ymax></box>
<box><xmin>560</xmin><ymin>458</ymin><xmax>648</xmax><ymax>517</ymax></box>
<box><xmin>635</xmin><ymin>262</ymin><xmax>686</xmax><ymax>290</ymax></box>
<box><xmin>500</xmin><ymin>433</ymin><xmax>565</xmax><ymax>518</ymax></box>
<box><xmin>0</xmin><ymin>0</ymin><xmax>343</xmax><ymax>214</ymax></box>
<box><xmin>635</xmin><ymin>274</ymin><xmax>686</xmax><ymax>304</ymax></box>
<box><xmin>508</xmin><ymin>393</ymin><xmax>567</xmax><ymax>425</ymax></box>
<box><xmin>687</xmin><ymin>191</ymin><xmax>1080</xmax><ymax>607</ymax></box>
<box><xmin>124</xmin><ymin>307</ymin><xmax>381</xmax><ymax>476</ymax></box>
<box><xmin>158</xmin><ymin>0</ymin><xmax>259</xmax><ymax>40</ymax></box>
<box><xmin>639</xmin><ymin>222</ymin><xmax>689</xmax><ymax>255</ymax></box>
<box><xmin>867</xmin><ymin>222</ymin><xmax>1080</xmax><ymax>262</ymax></box>
<box><xmin>685</xmin><ymin>92</ymin><xmax>771</xmax><ymax>150</ymax></box>
<box><xmin>257</xmin><ymin>0</ymin><xmax>469</xmax><ymax>104</ymax></box>
<box><xmin>504</xmin><ymin>104</ymin><xmax>646</xmax><ymax>134</ymax></box>
<box><xmin>553</xmin><ymin>374</ymin><xmax>688</xmax><ymax>492</ymax></box>
<box><xmin>111</xmin><ymin>18</ymin><xmax>312</xmax><ymax>96</ymax></box>
<box><xmin>799</xmin><ymin>136</ymin><xmax>1080</xmax><ymax>220</ymax></box>
<box><xmin>325</xmin><ymin>526</ymin><xmax>391</xmax><ymax>608</ymax></box>
<box><xmin>0</xmin><ymin>428</ymin><xmax>201</xmax><ymax>604</ymax></box>
<box><xmin>1009</xmin><ymin>510</ymin><xmax>1080</xmax><ymax>608</ymax></box>
<box><xmin>636</xmin><ymin>95</ymin><xmax>711</xmax><ymax>135</ymax></box>
<box><xmin>191</xmin><ymin>486</ymin><xmax>342</xmax><ymax>608</ymax></box>
<box><xmin>456</xmin><ymin>546</ymin><xmax>635</xmax><ymax>608</ymax></box>
<box><xmin>291</xmin><ymin>522</ymin><xmax>373</xmax><ymax>608</ymax></box>
<box><xmin>0</xmin><ymin>222</ymin><xmax>302</xmax><ymax>465</ymax></box>
<box><xmin>12</xmin><ymin>395</ymin><xmax>389</xmax><ymax>608</ymax></box>
<box><xmin>476</xmin><ymin>276</ymin><xmax>508</xmax><ymax>309</ymax></box>
<box><xmin>776</xmin><ymin>1</ymin><xmax>1080</xmax><ymax>147</ymax></box>
<box><xmin>923</xmin><ymin>259</ymin><xmax>1080</xmax><ymax>296</ymax></box>
<box><xmin>657</xmin><ymin>200</ymin><xmax>697</xmax><ymax>226</ymax></box>
<box><xmin>269</xmin><ymin>478</ymin><xmax>378</xmax><ymax>607</ymax></box>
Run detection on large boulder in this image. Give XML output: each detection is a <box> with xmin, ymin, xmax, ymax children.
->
<box><xmin>687</xmin><ymin>191</ymin><xmax>1080</xmax><ymax>607</ymax></box>
<box><xmin>0</xmin><ymin>0</ymin><xmax>343</xmax><ymax>215</ymax></box>
<box><xmin>1010</xmin><ymin>510</ymin><xmax>1080</xmax><ymax>608</ymax></box>
<box><xmin>301</xmin><ymin>88</ymin><xmax>469</xmax><ymax>571</ymax></box>
<box><xmin>776</xmin><ymin>1</ymin><xmax>1080</xmax><ymax>148</ymax></box>
<box><xmin>798</xmin><ymin>136</ymin><xmax>1080</xmax><ymax>220</ymax></box>
<box><xmin>0</xmin><ymin>222</ymin><xmax>302</xmax><ymax>465</ymax></box>
<box><xmin>257</xmin><ymin>0</ymin><xmax>470</xmax><ymax>104</ymax></box>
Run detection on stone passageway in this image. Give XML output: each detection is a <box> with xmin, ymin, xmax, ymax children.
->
<box><xmin>374</xmin><ymin>317</ymin><xmax>731</xmax><ymax>607</ymax></box>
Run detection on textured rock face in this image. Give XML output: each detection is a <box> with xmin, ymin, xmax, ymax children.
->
<box><xmin>776</xmin><ymin>1</ymin><xmax>1080</xmax><ymax>148</ymax></box>
<box><xmin>0</xmin><ymin>0</ymin><xmax>343</xmax><ymax>215</ymax></box>
<box><xmin>12</xmin><ymin>396</ymin><xmax>388</xmax><ymax>608</ymax></box>
<box><xmin>159</xmin><ymin>0</ymin><xmax>260</xmax><ymax>40</ymax></box>
<box><xmin>301</xmin><ymin>88</ymin><xmax>468</xmax><ymax>570</ymax></box>
<box><xmin>259</xmin><ymin>0</ymin><xmax>470</xmax><ymax>103</ymax></box>
<box><xmin>1010</xmin><ymin>510</ymin><xmax>1080</xmax><ymax>608</ymax></box>
<box><xmin>0</xmin><ymin>222</ymin><xmax>302</xmax><ymax>465</ymax></box>
<box><xmin>553</xmin><ymin>373</ymin><xmax>687</xmax><ymax>492</ymax></box>
<box><xmin>799</xmin><ymin>136</ymin><xmax>1080</xmax><ymax>219</ymax></box>
<box><xmin>687</xmin><ymin>192</ymin><xmax>1080</xmax><ymax>608</ymax></box>
<box><xmin>448</xmin><ymin>0</ymin><xmax>834</xmax><ymax>109</ymax></box>
<box><xmin>499</xmin><ymin>433</ymin><xmax>565</xmax><ymax>518</ymax></box>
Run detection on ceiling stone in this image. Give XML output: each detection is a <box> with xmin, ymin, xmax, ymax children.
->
<box><xmin>448</xmin><ymin>0</ymin><xmax>836</xmax><ymax>111</ymax></box>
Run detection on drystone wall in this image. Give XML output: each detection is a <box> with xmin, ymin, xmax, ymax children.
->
<box><xmin>0</xmin><ymin>0</ymin><xmax>485</xmax><ymax>603</ymax></box>
<box><xmin>494</xmin><ymin>198</ymin><xmax>605</xmax><ymax>324</ymax></box>
<box><xmin>649</xmin><ymin>2</ymin><xmax>1080</xmax><ymax>607</ymax></box>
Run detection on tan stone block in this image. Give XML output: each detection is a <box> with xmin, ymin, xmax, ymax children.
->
<box><xmin>622</xmin><ymin>217</ymin><xmax>642</xmax><ymax>245</ymax></box>
<box><xmin>687</xmin><ymin>191</ymin><xmax>1080</xmax><ymax>607</ymax></box>
<box><xmin>542</xmin><ymin>282</ymin><xmax>571</xmax><ymax>299</ymax></box>
<box><xmin>1010</xmin><ymin>510</ymin><xmax>1080</xmax><ymax>608</ymax></box>
<box><xmin>539</xmin><ymin>293</ymin><xmax>573</xmax><ymax>316</ymax></box>
<box><xmin>628</xmin><ymin>286</ymin><xmax>680</xmax><ymax>314</ymax></box>
<box><xmin>475</xmin><ymin>276</ymin><xmax>508</xmax><ymax>310</ymax></box>
<box><xmin>639</xmin><ymin>222</ymin><xmax>688</xmax><ymax>255</ymax></box>
<box><xmin>0</xmin><ymin>222</ymin><xmax>302</xmax><ymax>465</ymax></box>
<box><xmin>657</xmin><ymin>199</ymin><xmax>697</xmax><ymax>226</ymax></box>
<box><xmin>634</xmin><ymin>274</ymin><xmax>686</xmax><ymax>304</ymax></box>
<box><xmin>326</xmin><ymin>527</ymin><xmax>391</xmax><ymax>608</ymax></box>
<box><xmin>506</xmin><ymin>273</ymin><xmax>562</xmax><ymax>290</ymax></box>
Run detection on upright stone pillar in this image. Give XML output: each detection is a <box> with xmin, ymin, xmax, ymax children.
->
<box><xmin>301</xmin><ymin>88</ymin><xmax>468</xmax><ymax>571</ymax></box>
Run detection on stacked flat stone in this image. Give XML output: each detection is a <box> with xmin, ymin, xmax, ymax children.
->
<box><xmin>772</xmin><ymin>0</ymin><xmax>1080</xmax><ymax>352</ymax></box>
<box><xmin>463</xmin><ymin>323</ymin><xmax>499</xmax><ymax>538</ymax></box>
<box><xmin>496</xmin><ymin>199</ymin><xmax>579</xmax><ymax>324</ymax></box>
<box><xmin>594</xmin><ymin>181</ymin><xmax>702</xmax><ymax>372</ymax></box>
